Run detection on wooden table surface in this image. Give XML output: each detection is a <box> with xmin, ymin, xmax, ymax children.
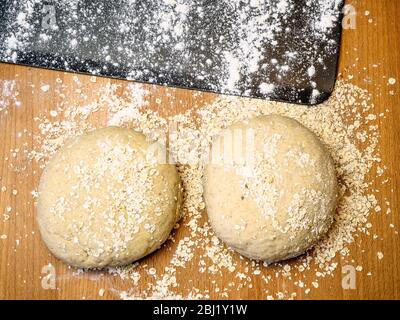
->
<box><xmin>0</xmin><ymin>0</ymin><xmax>399</xmax><ymax>300</ymax></box>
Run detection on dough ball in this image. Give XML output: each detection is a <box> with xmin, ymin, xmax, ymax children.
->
<box><xmin>37</xmin><ymin>127</ymin><xmax>182</xmax><ymax>268</ymax></box>
<box><xmin>204</xmin><ymin>115</ymin><xmax>337</xmax><ymax>263</ymax></box>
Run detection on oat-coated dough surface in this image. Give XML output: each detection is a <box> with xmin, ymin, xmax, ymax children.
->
<box><xmin>204</xmin><ymin>115</ymin><xmax>338</xmax><ymax>263</ymax></box>
<box><xmin>37</xmin><ymin>127</ymin><xmax>182</xmax><ymax>268</ymax></box>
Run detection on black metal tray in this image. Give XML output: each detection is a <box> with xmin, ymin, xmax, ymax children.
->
<box><xmin>0</xmin><ymin>0</ymin><xmax>344</xmax><ymax>104</ymax></box>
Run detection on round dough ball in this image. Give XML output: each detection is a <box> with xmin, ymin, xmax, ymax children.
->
<box><xmin>204</xmin><ymin>115</ymin><xmax>337</xmax><ymax>263</ymax></box>
<box><xmin>37</xmin><ymin>127</ymin><xmax>182</xmax><ymax>268</ymax></box>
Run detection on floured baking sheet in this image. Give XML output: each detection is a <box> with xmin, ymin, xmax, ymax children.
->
<box><xmin>0</xmin><ymin>0</ymin><xmax>344</xmax><ymax>104</ymax></box>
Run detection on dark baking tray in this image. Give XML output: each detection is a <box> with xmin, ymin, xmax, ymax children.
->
<box><xmin>0</xmin><ymin>0</ymin><xmax>344</xmax><ymax>105</ymax></box>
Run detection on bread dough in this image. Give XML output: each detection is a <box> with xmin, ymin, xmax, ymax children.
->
<box><xmin>204</xmin><ymin>115</ymin><xmax>337</xmax><ymax>263</ymax></box>
<box><xmin>37</xmin><ymin>127</ymin><xmax>182</xmax><ymax>268</ymax></box>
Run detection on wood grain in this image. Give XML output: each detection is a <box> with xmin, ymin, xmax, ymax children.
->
<box><xmin>0</xmin><ymin>0</ymin><xmax>399</xmax><ymax>299</ymax></box>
